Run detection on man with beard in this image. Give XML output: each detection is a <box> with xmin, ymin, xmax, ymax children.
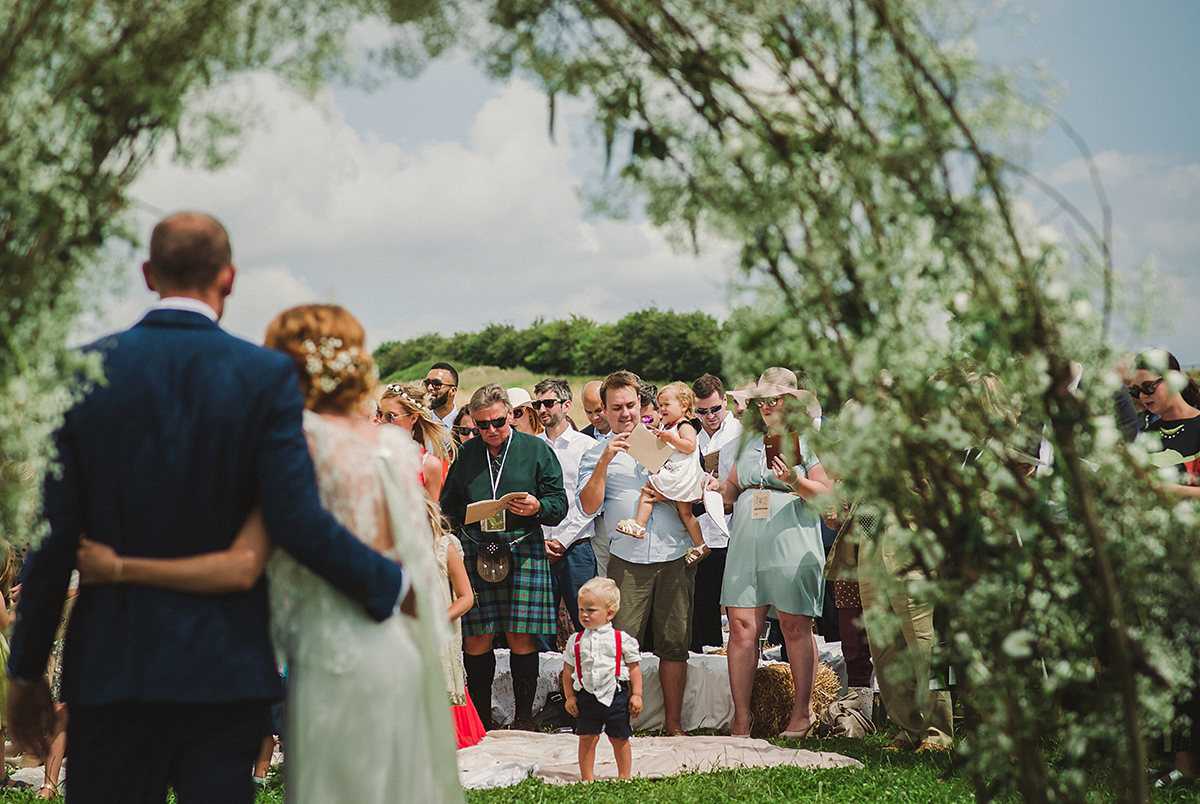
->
<box><xmin>532</xmin><ymin>378</ymin><xmax>598</xmax><ymax>651</ymax></box>
<box><xmin>425</xmin><ymin>362</ymin><xmax>459</xmax><ymax>429</ymax></box>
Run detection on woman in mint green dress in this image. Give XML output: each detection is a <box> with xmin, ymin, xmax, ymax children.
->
<box><xmin>716</xmin><ymin>368</ymin><xmax>832</xmax><ymax>739</ymax></box>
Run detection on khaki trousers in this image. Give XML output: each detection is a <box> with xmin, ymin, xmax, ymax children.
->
<box><xmin>857</xmin><ymin>536</ymin><xmax>953</xmax><ymax>748</ymax></box>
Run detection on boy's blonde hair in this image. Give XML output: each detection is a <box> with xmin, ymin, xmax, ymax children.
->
<box><xmin>578</xmin><ymin>577</ymin><xmax>621</xmax><ymax>611</ymax></box>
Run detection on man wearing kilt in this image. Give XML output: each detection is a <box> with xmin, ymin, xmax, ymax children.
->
<box><xmin>442</xmin><ymin>383</ymin><xmax>567</xmax><ymax>730</ymax></box>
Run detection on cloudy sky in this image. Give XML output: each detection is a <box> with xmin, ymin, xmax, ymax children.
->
<box><xmin>90</xmin><ymin>0</ymin><xmax>1200</xmax><ymax>365</ymax></box>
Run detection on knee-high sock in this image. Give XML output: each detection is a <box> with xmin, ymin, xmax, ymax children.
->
<box><xmin>463</xmin><ymin>651</ymin><xmax>496</xmax><ymax>731</ymax></box>
<box><xmin>510</xmin><ymin>651</ymin><xmax>540</xmax><ymax>727</ymax></box>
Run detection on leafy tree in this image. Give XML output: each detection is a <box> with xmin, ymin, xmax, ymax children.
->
<box><xmin>612</xmin><ymin>307</ymin><xmax>720</xmax><ymax>382</ymax></box>
<box><xmin>375</xmin><ymin>332</ymin><xmax>453</xmax><ymax>378</ymax></box>
<box><xmin>523</xmin><ymin>315</ymin><xmax>596</xmax><ymax>375</ymax></box>
<box><xmin>477</xmin><ymin>0</ymin><xmax>1193</xmax><ymax>801</ymax></box>
<box><xmin>0</xmin><ymin>0</ymin><xmax>458</xmax><ymax>547</ymax></box>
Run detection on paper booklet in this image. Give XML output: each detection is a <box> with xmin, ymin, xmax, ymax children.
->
<box><xmin>626</xmin><ymin>423</ymin><xmax>672</xmax><ymax>473</ymax></box>
<box><xmin>465</xmin><ymin>492</ymin><xmax>525</xmax><ymax>524</ymax></box>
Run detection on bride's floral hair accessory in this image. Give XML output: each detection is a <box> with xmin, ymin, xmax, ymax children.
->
<box><xmin>304</xmin><ymin>337</ymin><xmax>370</xmax><ymax>394</ymax></box>
<box><xmin>264</xmin><ymin>304</ymin><xmax>377</xmax><ymax>414</ymax></box>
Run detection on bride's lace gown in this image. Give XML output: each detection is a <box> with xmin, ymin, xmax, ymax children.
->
<box><xmin>268</xmin><ymin>411</ymin><xmax>462</xmax><ymax>804</ymax></box>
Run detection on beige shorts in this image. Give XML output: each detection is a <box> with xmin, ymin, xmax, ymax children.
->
<box><xmin>607</xmin><ymin>555</ymin><xmax>695</xmax><ymax>662</ymax></box>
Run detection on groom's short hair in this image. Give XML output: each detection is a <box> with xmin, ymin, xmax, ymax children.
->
<box><xmin>147</xmin><ymin>212</ymin><xmax>232</xmax><ymax>292</ymax></box>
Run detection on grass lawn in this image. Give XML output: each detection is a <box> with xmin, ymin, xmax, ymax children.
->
<box><xmin>6</xmin><ymin>729</ymin><xmax>1200</xmax><ymax>801</ymax></box>
<box><xmin>459</xmin><ymin>730</ymin><xmax>1200</xmax><ymax>804</ymax></box>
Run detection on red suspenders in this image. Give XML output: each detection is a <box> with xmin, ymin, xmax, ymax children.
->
<box><xmin>573</xmin><ymin>630</ymin><xmax>622</xmax><ymax>679</ymax></box>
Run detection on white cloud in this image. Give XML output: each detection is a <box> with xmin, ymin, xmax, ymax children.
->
<box><xmin>221</xmin><ymin>265</ymin><xmax>321</xmax><ymax>343</ymax></box>
<box><xmin>1032</xmin><ymin>150</ymin><xmax>1200</xmax><ymax>361</ymax></box>
<box><xmin>123</xmin><ymin>69</ymin><xmax>734</xmax><ymax>351</ymax></box>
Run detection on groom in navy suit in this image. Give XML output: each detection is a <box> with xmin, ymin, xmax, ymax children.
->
<box><xmin>6</xmin><ymin>212</ymin><xmax>408</xmax><ymax>803</ymax></box>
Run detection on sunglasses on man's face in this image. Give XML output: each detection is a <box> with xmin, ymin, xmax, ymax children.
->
<box><xmin>696</xmin><ymin>403</ymin><xmax>724</xmax><ymax>416</ymax></box>
<box><xmin>1128</xmin><ymin>378</ymin><xmax>1164</xmax><ymax>398</ymax></box>
<box><xmin>423</xmin><ymin>379</ymin><xmax>456</xmax><ymax>390</ymax></box>
<box><xmin>530</xmin><ymin>399</ymin><xmax>563</xmax><ymax>410</ymax></box>
<box><xmin>476</xmin><ymin>417</ymin><xmax>508</xmax><ymax>431</ymax></box>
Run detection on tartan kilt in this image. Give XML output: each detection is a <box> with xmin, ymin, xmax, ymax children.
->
<box><xmin>458</xmin><ymin>527</ymin><xmax>555</xmax><ymax>636</ymax></box>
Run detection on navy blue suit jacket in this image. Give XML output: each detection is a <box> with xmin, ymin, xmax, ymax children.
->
<box><xmin>7</xmin><ymin>309</ymin><xmax>404</xmax><ymax>705</ymax></box>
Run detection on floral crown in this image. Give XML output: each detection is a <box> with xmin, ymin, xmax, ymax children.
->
<box><xmin>385</xmin><ymin>383</ymin><xmax>433</xmax><ymax>417</ymax></box>
<box><xmin>302</xmin><ymin>337</ymin><xmax>371</xmax><ymax>395</ymax></box>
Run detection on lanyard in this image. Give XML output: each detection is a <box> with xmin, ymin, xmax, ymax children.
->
<box><xmin>486</xmin><ymin>435</ymin><xmax>513</xmax><ymax>498</ymax></box>
<box><xmin>759</xmin><ymin>440</ymin><xmax>769</xmax><ymax>490</ymax></box>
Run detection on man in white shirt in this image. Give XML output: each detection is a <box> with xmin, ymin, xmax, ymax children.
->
<box><xmin>579</xmin><ymin>381</ymin><xmax>610</xmax><ymax>439</ymax></box>
<box><xmin>534</xmin><ymin>378</ymin><xmax>598</xmax><ymax>651</ymax></box>
<box><xmin>579</xmin><ymin>371</ymin><xmax>694</xmax><ymax>735</ymax></box>
<box><xmin>425</xmin><ymin>362</ymin><xmax>459</xmax><ymax>428</ymax></box>
<box><xmin>689</xmin><ymin>374</ymin><xmax>743</xmax><ymax>653</ymax></box>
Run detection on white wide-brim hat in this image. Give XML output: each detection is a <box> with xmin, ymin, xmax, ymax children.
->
<box><xmin>727</xmin><ymin>368</ymin><xmax>821</xmax><ymax>420</ymax></box>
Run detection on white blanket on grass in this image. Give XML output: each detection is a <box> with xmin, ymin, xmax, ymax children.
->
<box><xmin>457</xmin><ymin>731</ymin><xmax>862</xmax><ymax>788</ymax></box>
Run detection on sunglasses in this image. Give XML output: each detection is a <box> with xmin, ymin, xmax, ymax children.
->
<box><xmin>1128</xmin><ymin>378</ymin><xmax>1164</xmax><ymax>398</ymax></box>
<box><xmin>423</xmin><ymin>379</ymin><xmax>456</xmax><ymax>390</ymax></box>
<box><xmin>531</xmin><ymin>399</ymin><xmax>564</xmax><ymax>410</ymax></box>
<box><xmin>453</xmin><ymin>425</ymin><xmax>480</xmax><ymax>438</ymax></box>
<box><xmin>757</xmin><ymin>397</ymin><xmax>782</xmax><ymax>408</ymax></box>
<box><xmin>696</xmin><ymin>403</ymin><xmax>724</xmax><ymax>416</ymax></box>
<box><xmin>476</xmin><ymin>417</ymin><xmax>508</xmax><ymax>431</ymax></box>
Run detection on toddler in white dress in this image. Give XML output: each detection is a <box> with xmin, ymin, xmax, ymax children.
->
<box><xmin>615</xmin><ymin>382</ymin><xmax>709</xmax><ymax>565</ymax></box>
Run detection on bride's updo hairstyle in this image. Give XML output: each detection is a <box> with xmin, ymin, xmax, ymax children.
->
<box><xmin>265</xmin><ymin>304</ymin><xmax>376</xmax><ymax>414</ymax></box>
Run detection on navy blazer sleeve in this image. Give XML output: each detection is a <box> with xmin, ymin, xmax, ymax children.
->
<box><xmin>254</xmin><ymin>359</ymin><xmax>403</xmax><ymax>622</ymax></box>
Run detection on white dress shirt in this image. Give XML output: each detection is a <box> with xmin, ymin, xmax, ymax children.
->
<box><xmin>538</xmin><ymin>427</ymin><xmax>597</xmax><ymax>549</ymax></box>
<box><xmin>436</xmin><ymin>405</ymin><xmax>459</xmax><ymax>429</ymax></box>
<box><xmin>564</xmin><ymin>622</ymin><xmax>640</xmax><ymax>706</ymax></box>
<box><xmin>697</xmin><ymin>414</ymin><xmax>743</xmax><ymax>548</ymax></box>
<box><xmin>152</xmin><ymin>296</ymin><xmax>218</xmax><ymax>321</ymax></box>
<box><xmin>578</xmin><ymin>434</ymin><xmax>691</xmax><ymax>564</ymax></box>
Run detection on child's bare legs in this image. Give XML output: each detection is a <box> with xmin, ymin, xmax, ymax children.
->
<box><xmin>635</xmin><ymin>490</ymin><xmax>655</xmax><ymax>529</ymax></box>
<box><xmin>35</xmin><ymin>705</ymin><xmax>67</xmax><ymax>799</ymax></box>
<box><xmin>617</xmin><ymin>490</ymin><xmax>656</xmax><ymax>538</ymax></box>
<box><xmin>610</xmin><ymin>736</ymin><xmax>632</xmax><ymax>779</ymax></box>
<box><xmin>578</xmin><ymin>733</ymin><xmax>601</xmax><ymax>781</ymax></box>
<box><xmin>678</xmin><ymin>501</ymin><xmax>709</xmax><ymax>567</ymax></box>
<box><xmin>676</xmin><ymin>502</ymin><xmax>704</xmax><ymax>549</ymax></box>
<box><xmin>253</xmin><ymin>734</ymin><xmax>275</xmax><ymax>784</ymax></box>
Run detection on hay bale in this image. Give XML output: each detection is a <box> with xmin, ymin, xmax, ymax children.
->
<box><xmin>749</xmin><ymin>661</ymin><xmax>841</xmax><ymax>738</ymax></box>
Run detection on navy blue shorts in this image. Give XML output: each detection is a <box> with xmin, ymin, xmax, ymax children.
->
<box><xmin>574</xmin><ymin>683</ymin><xmax>632</xmax><ymax>739</ymax></box>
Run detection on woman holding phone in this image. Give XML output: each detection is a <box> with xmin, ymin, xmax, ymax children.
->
<box><xmin>713</xmin><ymin>367</ymin><xmax>832</xmax><ymax>739</ymax></box>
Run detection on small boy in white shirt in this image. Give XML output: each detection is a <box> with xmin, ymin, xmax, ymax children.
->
<box><xmin>562</xmin><ymin>577</ymin><xmax>643</xmax><ymax>780</ymax></box>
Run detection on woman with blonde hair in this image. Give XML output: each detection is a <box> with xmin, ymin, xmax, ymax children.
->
<box><xmin>75</xmin><ymin>304</ymin><xmax>463</xmax><ymax>804</ymax></box>
<box><xmin>381</xmin><ymin>382</ymin><xmax>456</xmax><ymax>501</ymax></box>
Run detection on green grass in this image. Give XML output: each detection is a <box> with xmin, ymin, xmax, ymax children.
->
<box><xmin>5</xmin><ymin>732</ymin><xmax>1200</xmax><ymax>802</ymax></box>
<box><xmin>456</xmin><ymin>731</ymin><xmax>1200</xmax><ymax>804</ymax></box>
